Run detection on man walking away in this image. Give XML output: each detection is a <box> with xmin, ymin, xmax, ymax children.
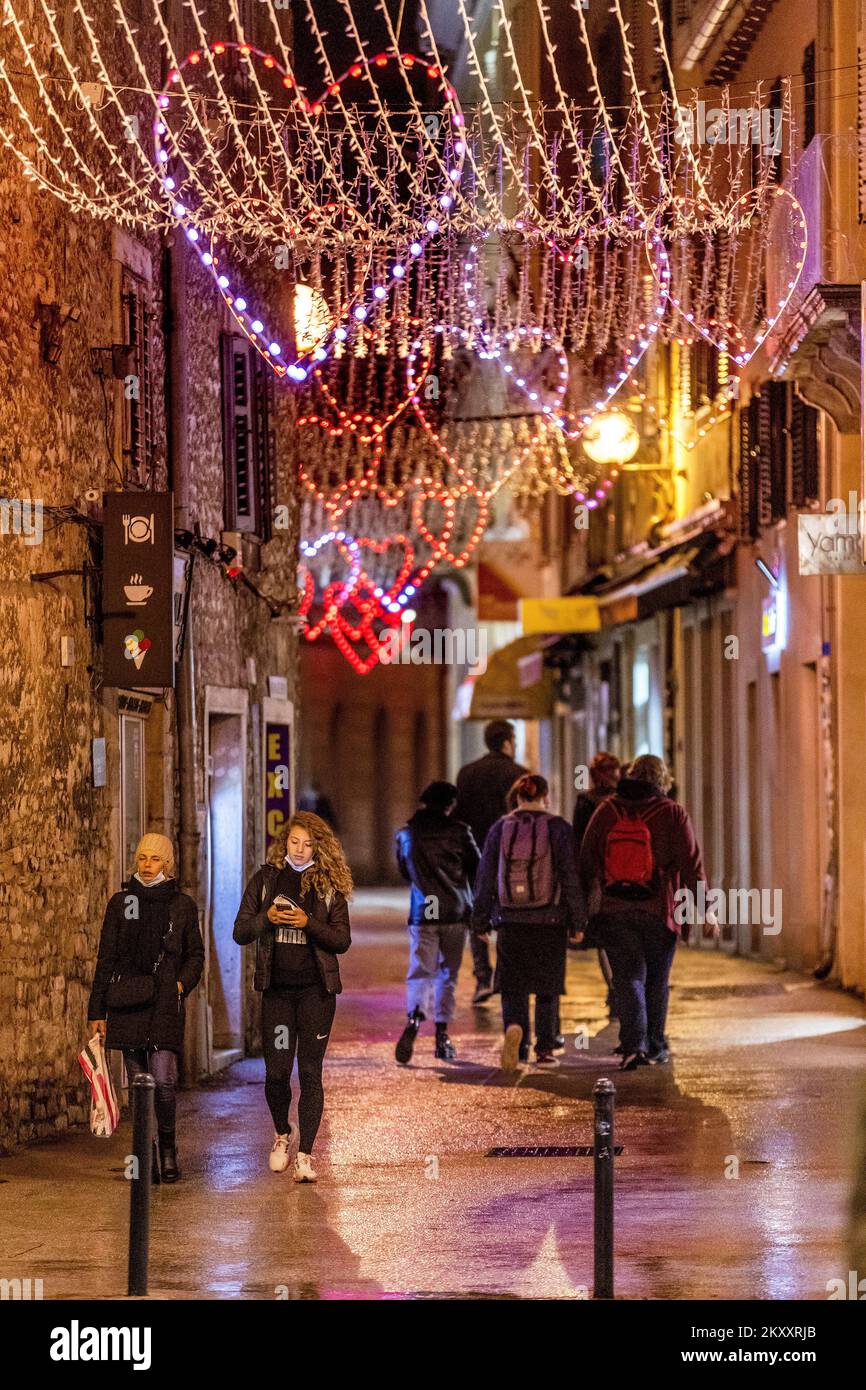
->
<box><xmin>394</xmin><ymin>782</ymin><xmax>481</xmax><ymax>1064</ymax></box>
<box><xmin>578</xmin><ymin>755</ymin><xmax>707</xmax><ymax>1071</ymax></box>
<box><xmin>455</xmin><ymin>720</ymin><xmax>527</xmax><ymax>1004</ymax></box>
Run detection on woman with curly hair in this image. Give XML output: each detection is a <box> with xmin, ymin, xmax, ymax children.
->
<box><xmin>234</xmin><ymin>812</ymin><xmax>352</xmax><ymax>1181</ymax></box>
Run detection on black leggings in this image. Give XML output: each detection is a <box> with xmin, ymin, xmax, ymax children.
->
<box><xmin>261</xmin><ymin>985</ymin><xmax>336</xmax><ymax>1153</ymax></box>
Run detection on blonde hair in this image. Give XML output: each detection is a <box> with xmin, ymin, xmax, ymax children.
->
<box><xmin>133</xmin><ymin>833</ymin><xmax>176</xmax><ymax>878</ymax></box>
<box><xmin>627</xmin><ymin>755</ymin><xmax>673</xmax><ymax>793</ymax></box>
<box><xmin>267</xmin><ymin>811</ymin><xmax>353</xmax><ymax>900</ymax></box>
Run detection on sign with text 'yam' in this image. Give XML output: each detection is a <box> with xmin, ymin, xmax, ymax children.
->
<box><xmin>102</xmin><ymin>492</ymin><xmax>175</xmax><ymax>688</ymax></box>
<box><xmin>798</xmin><ymin>513</ymin><xmax>866</xmax><ymax>576</ymax></box>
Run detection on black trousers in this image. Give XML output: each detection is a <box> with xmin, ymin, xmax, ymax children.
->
<box><xmin>501</xmin><ymin>993</ymin><xmax>558</xmax><ymax>1056</ymax></box>
<box><xmin>599</xmin><ymin>918</ymin><xmax>677</xmax><ymax>1056</ymax></box>
<box><xmin>261</xmin><ymin>984</ymin><xmax>336</xmax><ymax>1153</ymax></box>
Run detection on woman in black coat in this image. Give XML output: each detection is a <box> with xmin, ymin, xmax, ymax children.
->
<box><xmin>472</xmin><ymin>775</ymin><xmax>582</xmax><ymax>1071</ymax></box>
<box><xmin>87</xmin><ymin>834</ymin><xmax>204</xmax><ymax>1183</ymax></box>
<box><xmin>234</xmin><ymin>811</ymin><xmax>352</xmax><ymax>1183</ymax></box>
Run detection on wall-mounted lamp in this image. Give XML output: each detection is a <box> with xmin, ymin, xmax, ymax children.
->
<box><xmin>755</xmin><ymin>557</ymin><xmax>779</xmax><ymax>589</ymax></box>
<box><xmin>37</xmin><ymin>298</ymin><xmax>80</xmax><ymax>365</ymax></box>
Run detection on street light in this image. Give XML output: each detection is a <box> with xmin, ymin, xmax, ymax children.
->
<box><xmin>580</xmin><ymin>409</ymin><xmax>640</xmax><ymax>466</ymax></box>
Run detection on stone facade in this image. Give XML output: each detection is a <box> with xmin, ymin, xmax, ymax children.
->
<box><xmin>0</xmin><ymin>1</ymin><xmax>300</xmax><ymax>1149</ymax></box>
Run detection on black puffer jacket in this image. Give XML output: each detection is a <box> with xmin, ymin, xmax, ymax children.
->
<box><xmin>87</xmin><ymin>880</ymin><xmax>204</xmax><ymax>1052</ymax></box>
<box><xmin>233</xmin><ymin>863</ymin><xmax>351</xmax><ymax>994</ymax></box>
<box><xmin>395</xmin><ymin>810</ymin><xmax>480</xmax><ymax>925</ymax></box>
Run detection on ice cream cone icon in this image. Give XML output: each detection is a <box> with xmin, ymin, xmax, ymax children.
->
<box><xmin>123</xmin><ymin>629</ymin><xmax>152</xmax><ymax>670</ymax></box>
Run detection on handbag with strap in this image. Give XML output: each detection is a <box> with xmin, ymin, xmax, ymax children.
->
<box><xmin>105</xmin><ymin>918</ymin><xmax>174</xmax><ymax>1011</ymax></box>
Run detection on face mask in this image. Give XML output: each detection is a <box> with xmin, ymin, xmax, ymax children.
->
<box><xmin>134</xmin><ymin>871</ymin><xmax>166</xmax><ymax>886</ymax></box>
<box><xmin>285</xmin><ymin>855</ymin><xmax>314</xmax><ymax>872</ymax></box>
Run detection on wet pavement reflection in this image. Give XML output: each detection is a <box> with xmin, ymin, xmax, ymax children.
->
<box><xmin>2</xmin><ymin>888</ymin><xmax>864</xmax><ymax>1300</ymax></box>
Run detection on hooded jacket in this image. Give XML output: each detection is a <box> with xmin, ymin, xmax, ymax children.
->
<box><xmin>395</xmin><ymin>809</ymin><xmax>480</xmax><ymax>925</ymax></box>
<box><xmin>87</xmin><ymin>879</ymin><xmax>204</xmax><ymax>1052</ymax></box>
<box><xmin>233</xmin><ymin>863</ymin><xmax>351</xmax><ymax>994</ymax></box>
<box><xmin>578</xmin><ymin>777</ymin><xmax>705</xmax><ymax>934</ymax></box>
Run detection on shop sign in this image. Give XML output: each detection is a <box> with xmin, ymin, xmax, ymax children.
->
<box><xmin>798</xmin><ymin>513</ymin><xmax>866</xmax><ymax>576</ymax></box>
<box><xmin>103</xmin><ymin>492</ymin><xmax>175</xmax><ymax>687</ymax></box>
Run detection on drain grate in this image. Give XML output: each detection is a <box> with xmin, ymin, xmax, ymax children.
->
<box><xmin>486</xmin><ymin>1144</ymin><xmax>623</xmax><ymax>1158</ymax></box>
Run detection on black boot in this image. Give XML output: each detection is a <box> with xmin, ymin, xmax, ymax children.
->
<box><xmin>395</xmin><ymin>1007</ymin><xmax>424</xmax><ymax>1064</ymax></box>
<box><xmin>151</xmin><ymin>1140</ymin><xmax>161</xmax><ymax>1186</ymax></box>
<box><xmin>434</xmin><ymin>1024</ymin><xmax>456</xmax><ymax>1062</ymax></box>
<box><xmin>158</xmin><ymin>1131</ymin><xmax>180</xmax><ymax>1184</ymax></box>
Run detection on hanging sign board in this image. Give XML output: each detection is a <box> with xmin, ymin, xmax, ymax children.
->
<box><xmin>102</xmin><ymin>491</ymin><xmax>176</xmax><ymax>687</ymax></box>
<box><xmin>797</xmin><ymin>513</ymin><xmax>866</xmax><ymax>576</ymax></box>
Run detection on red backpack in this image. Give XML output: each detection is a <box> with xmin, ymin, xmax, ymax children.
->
<box><xmin>603</xmin><ymin>801</ymin><xmax>665</xmax><ymax>900</ymax></box>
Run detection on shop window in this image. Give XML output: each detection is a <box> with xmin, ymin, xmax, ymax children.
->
<box><xmin>119</xmin><ymin>267</ymin><xmax>154</xmax><ymax>487</ymax></box>
<box><xmin>220</xmin><ymin>333</ymin><xmax>275</xmax><ymax>538</ymax></box>
<box><xmin>120</xmin><ymin>713</ymin><xmax>146</xmax><ymax>878</ymax></box>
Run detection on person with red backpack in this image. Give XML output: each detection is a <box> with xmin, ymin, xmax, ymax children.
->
<box><xmin>471</xmin><ymin>774</ymin><xmax>582</xmax><ymax>1070</ymax></box>
<box><xmin>578</xmin><ymin>754</ymin><xmax>707</xmax><ymax>1071</ymax></box>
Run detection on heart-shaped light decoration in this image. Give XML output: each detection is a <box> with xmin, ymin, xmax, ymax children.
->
<box><xmin>646</xmin><ymin>187</ymin><xmax>807</xmax><ymax>367</ymax></box>
<box><xmin>154</xmin><ymin>42</ymin><xmax>465</xmax><ymax>382</ymax></box>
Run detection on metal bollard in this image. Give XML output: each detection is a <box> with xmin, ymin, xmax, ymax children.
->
<box><xmin>592</xmin><ymin>1076</ymin><xmax>616</xmax><ymax>1299</ymax></box>
<box><xmin>128</xmin><ymin>1072</ymin><xmax>155</xmax><ymax>1297</ymax></box>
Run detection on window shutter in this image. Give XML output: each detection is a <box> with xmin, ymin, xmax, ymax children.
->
<box><xmin>768</xmin><ymin>380</ymin><xmax>788</xmax><ymax>521</ymax></box>
<box><xmin>253</xmin><ymin>354</ymin><xmax>275</xmax><ymax>542</ymax></box>
<box><xmin>221</xmin><ymin>333</ymin><xmax>257</xmax><ymax>533</ymax></box>
<box><xmin>757</xmin><ymin>390</ymin><xmax>772</xmax><ymax>529</ymax></box>
<box><xmin>120</xmin><ymin>268</ymin><xmax>153</xmax><ymax>485</ymax></box>
<box><xmin>791</xmin><ymin>392</ymin><xmax>820</xmax><ymax>504</ymax></box>
<box><xmin>802</xmin><ymin>42</ymin><xmax>816</xmax><ymax>148</ymax></box>
<box><xmin>738</xmin><ymin>398</ymin><xmax>761</xmax><ymax>540</ymax></box>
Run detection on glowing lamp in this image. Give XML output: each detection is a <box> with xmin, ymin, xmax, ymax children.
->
<box><xmin>580</xmin><ymin>410</ymin><xmax>639</xmax><ymax>466</ymax></box>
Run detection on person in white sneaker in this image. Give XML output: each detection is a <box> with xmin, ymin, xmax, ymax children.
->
<box><xmin>234</xmin><ymin>813</ymin><xmax>353</xmax><ymax>1181</ymax></box>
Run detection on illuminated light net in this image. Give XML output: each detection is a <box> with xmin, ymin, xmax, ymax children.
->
<box><xmin>0</xmin><ymin>0</ymin><xmax>808</xmax><ymax>665</ymax></box>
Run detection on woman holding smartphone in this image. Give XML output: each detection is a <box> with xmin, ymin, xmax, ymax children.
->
<box><xmin>234</xmin><ymin>812</ymin><xmax>352</xmax><ymax>1181</ymax></box>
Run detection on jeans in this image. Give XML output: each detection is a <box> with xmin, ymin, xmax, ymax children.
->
<box><xmin>261</xmin><ymin>985</ymin><xmax>336</xmax><ymax>1153</ymax></box>
<box><xmin>122</xmin><ymin>1048</ymin><xmax>178</xmax><ymax>1135</ymax></box>
<box><xmin>599</xmin><ymin>918</ymin><xmax>678</xmax><ymax>1055</ymax></box>
<box><xmin>406</xmin><ymin>922</ymin><xmax>466</xmax><ymax>1023</ymax></box>
<box><xmin>501</xmin><ymin>992</ymin><xmax>558</xmax><ymax>1057</ymax></box>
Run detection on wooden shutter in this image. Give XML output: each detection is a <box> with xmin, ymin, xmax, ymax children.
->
<box><xmin>790</xmin><ymin>392</ymin><xmax>820</xmax><ymax>504</ymax></box>
<box><xmin>120</xmin><ymin>268</ymin><xmax>153</xmax><ymax>486</ymax></box>
<box><xmin>738</xmin><ymin>398</ymin><xmax>761</xmax><ymax>540</ymax></box>
<box><xmin>757</xmin><ymin>390</ymin><xmax>773</xmax><ymax>529</ymax></box>
<box><xmin>768</xmin><ymin>380</ymin><xmax>788</xmax><ymax>521</ymax></box>
<box><xmin>221</xmin><ymin>333</ymin><xmax>258</xmax><ymax>533</ymax></box>
<box><xmin>802</xmin><ymin>42</ymin><xmax>816</xmax><ymax>148</ymax></box>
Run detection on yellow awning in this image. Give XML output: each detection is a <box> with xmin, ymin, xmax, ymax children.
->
<box><xmin>466</xmin><ymin>634</ymin><xmax>555</xmax><ymax>720</ymax></box>
<box><xmin>520</xmin><ymin>595</ymin><xmax>602</xmax><ymax>634</ymax></box>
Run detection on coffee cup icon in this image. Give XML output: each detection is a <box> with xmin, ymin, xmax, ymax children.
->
<box><xmin>124</xmin><ymin>581</ymin><xmax>154</xmax><ymax>606</ymax></box>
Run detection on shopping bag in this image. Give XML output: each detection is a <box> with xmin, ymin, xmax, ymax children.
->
<box><xmin>77</xmin><ymin>1033</ymin><xmax>120</xmax><ymax>1138</ymax></box>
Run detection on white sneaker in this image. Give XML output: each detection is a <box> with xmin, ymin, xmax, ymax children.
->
<box><xmin>293</xmin><ymin>1151</ymin><xmax>317</xmax><ymax>1183</ymax></box>
<box><xmin>268</xmin><ymin>1125</ymin><xmax>295</xmax><ymax>1174</ymax></box>
<box><xmin>500</xmin><ymin>1023</ymin><xmax>524</xmax><ymax>1072</ymax></box>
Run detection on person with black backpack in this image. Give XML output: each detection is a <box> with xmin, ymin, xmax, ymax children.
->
<box><xmin>578</xmin><ymin>755</ymin><xmax>707</xmax><ymax>1071</ymax></box>
<box><xmin>471</xmin><ymin>774</ymin><xmax>582</xmax><ymax>1070</ymax></box>
<box><xmin>393</xmin><ymin>782</ymin><xmax>480</xmax><ymax>1064</ymax></box>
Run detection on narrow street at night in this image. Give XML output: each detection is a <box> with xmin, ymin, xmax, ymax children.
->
<box><xmin>4</xmin><ymin>890</ymin><xmax>864</xmax><ymax>1302</ymax></box>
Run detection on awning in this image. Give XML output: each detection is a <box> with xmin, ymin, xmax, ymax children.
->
<box><xmin>520</xmin><ymin>595</ymin><xmax>602</xmax><ymax>634</ymax></box>
<box><xmin>460</xmin><ymin>634</ymin><xmax>556</xmax><ymax>720</ymax></box>
<box><xmin>580</xmin><ymin>531</ymin><xmax>734</xmax><ymax>628</ymax></box>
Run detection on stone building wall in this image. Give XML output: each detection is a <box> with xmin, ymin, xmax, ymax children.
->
<box><xmin>0</xmin><ymin>0</ymin><xmax>300</xmax><ymax>1150</ymax></box>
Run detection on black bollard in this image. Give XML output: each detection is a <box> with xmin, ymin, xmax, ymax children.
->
<box><xmin>128</xmin><ymin>1072</ymin><xmax>155</xmax><ymax>1297</ymax></box>
<box><xmin>592</xmin><ymin>1076</ymin><xmax>616</xmax><ymax>1299</ymax></box>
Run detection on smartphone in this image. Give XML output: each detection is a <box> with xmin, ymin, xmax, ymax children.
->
<box><xmin>272</xmin><ymin>894</ymin><xmax>298</xmax><ymax>912</ymax></box>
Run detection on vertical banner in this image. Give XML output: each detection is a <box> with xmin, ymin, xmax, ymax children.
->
<box><xmin>264</xmin><ymin>718</ymin><xmax>293</xmax><ymax>860</ymax></box>
<box><xmin>103</xmin><ymin>492</ymin><xmax>175</xmax><ymax>688</ymax></box>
